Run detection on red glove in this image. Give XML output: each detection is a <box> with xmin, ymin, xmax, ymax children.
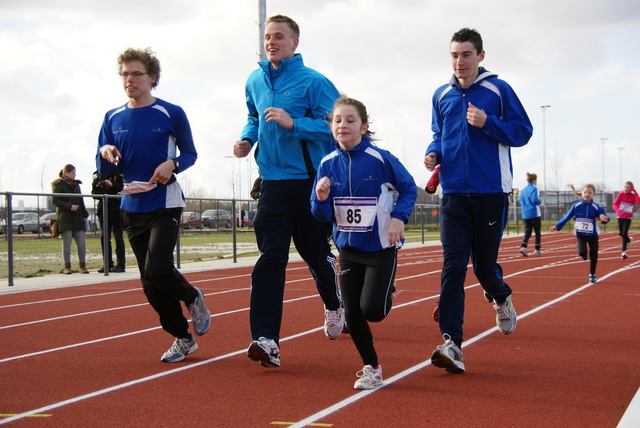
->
<box><xmin>425</xmin><ymin>164</ymin><xmax>440</xmax><ymax>194</ymax></box>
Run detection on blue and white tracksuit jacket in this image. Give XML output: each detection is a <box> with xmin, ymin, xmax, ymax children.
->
<box><xmin>241</xmin><ymin>54</ymin><xmax>340</xmax><ymax>180</ymax></box>
<box><xmin>426</xmin><ymin>67</ymin><xmax>533</xmax><ymax>194</ymax></box>
<box><xmin>553</xmin><ymin>199</ymin><xmax>609</xmax><ymax>236</ymax></box>
<box><xmin>520</xmin><ymin>182</ymin><xmax>542</xmax><ymax>219</ymax></box>
<box><xmin>426</xmin><ymin>68</ymin><xmax>532</xmax><ymax>345</ymax></box>
<box><xmin>310</xmin><ymin>137</ymin><xmax>417</xmax><ymax>252</ymax></box>
<box><xmin>96</xmin><ymin>98</ymin><xmax>197</xmax><ymax>213</ymax></box>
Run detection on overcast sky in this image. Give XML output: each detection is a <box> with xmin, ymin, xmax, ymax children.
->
<box><xmin>1</xmin><ymin>0</ymin><xmax>638</xmax><ymax>208</ymax></box>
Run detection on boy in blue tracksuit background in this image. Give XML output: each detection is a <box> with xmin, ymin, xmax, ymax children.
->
<box><xmin>550</xmin><ymin>183</ymin><xmax>609</xmax><ymax>283</ymax></box>
<box><xmin>424</xmin><ymin>28</ymin><xmax>533</xmax><ymax>373</ymax></box>
<box><xmin>312</xmin><ymin>96</ymin><xmax>417</xmax><ymax>390</ymax></box>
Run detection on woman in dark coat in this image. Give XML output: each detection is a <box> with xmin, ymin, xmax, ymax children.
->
<box><xmin>51</xmin><ymin>164</ymin><xmax>89</xmax><ymax>274</ymax></box>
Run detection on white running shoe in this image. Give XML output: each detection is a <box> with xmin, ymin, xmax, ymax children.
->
<box><xmin>520</xmin><ymin>247</ymin><xmax>529</xmax><ymax>257</ymax></box>
<box><xmin>247</xmin><ymin>337</ymin><xmax>280</xmax><ymax>367</ymax></box>
<box><xmin>188</xmin><ymin>287</ymin><xmax>211</xmax><ymax>336</ymax></box>
<box><xmin>161</xmin><ymin>335</ymin><xmax>198</xmax><ymax>363</ymax></box>
<box><xmin>622</xmin><ymin>251</ymin><xmax>628</xmax><ymax>260</ymax></box>
<box><xmin>354</xmin><ymin>365</ymin><xmax>383</xmax><ymax>390</ymax></box>
<box><xmin>324</xmin><ymin>308</ymin><xmax>345</xmax><ymax>340</ymax></box>
<box><xmin>430</xmin><ymin>334</ymin><xmax>465</xmax><ymax>373</ymax></box>
<box><xmin>534</xmin><ymin>250</ymin><xmax>543</xmax><ymax>256</ymax></box>
<box><xmin>493</xmin><ymin>296</ymin><xmax>517</xmax><ymax>334</ymax></box>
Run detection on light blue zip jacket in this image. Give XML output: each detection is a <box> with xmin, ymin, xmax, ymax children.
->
<box><xmin>240</xmin><ymin>54</ymin><xmax>340</xmax><ymax>180</ymax></box>
<box><xmin>426</xmin><ymin>67</ymin><xmax>533</xmax><ymax>194</ymax></box>
<box><xmin>520</xmin><ymin>182</ymin><xmax>541</xmax><ymax>219</ymax></box>
<box><xmin>311</xmin><ymin>137</ymin><xmax>417</xmax><ymax>252</ymax></box>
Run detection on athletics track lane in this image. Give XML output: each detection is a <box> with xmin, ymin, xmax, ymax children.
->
<box><xmin>0</xmin><ymin>232</ymin><xmax>638</xmax><ymax>427</ymax></box>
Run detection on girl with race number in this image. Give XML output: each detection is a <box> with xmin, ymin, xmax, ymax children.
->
<box><xmin>550</xmin><ymin>183</ymin><xmax>609</xmax><ymax>283</ymax></box>
<box><xmin>310</xmin><ymin>96</ymin><xmax>417</xmax><ymax>390</ymax></box>
<box><xmin>612</xmin><ymin>181</ymin><xmax>640</xmax><ymax>259</ymax></box>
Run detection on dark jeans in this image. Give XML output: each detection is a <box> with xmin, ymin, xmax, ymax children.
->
<box><xmin>250</xmin><ymin>179</ymin><xmax>341</xmax><ymax>343</ymax></box>
<box><xmin>438</xmin><ymin>194</ymin><xmax>512</xmax><ymax>345</ymax></box>
<box><xmin>521</xmin><ymin>217</ymin><xmax>542</xmax><ymax>250</ymax></box>
<box><xmin>122</xmin><ymin>208</ymin><xmax>198</xmax><ymax>339</ymax></box>
<box><xmin>577</xmin><ymin>235</ymin><xmax>599</xmax><ymax>275</ymax></box>
<box><xmin>99</xmin><ymin>213</ymin><xmax>125</xmax><ymax>268</ymax></box>
<box><xmin>339</xmin><ymin>247</ymin><xmax>397</xmax><ymax>367</ymax></box>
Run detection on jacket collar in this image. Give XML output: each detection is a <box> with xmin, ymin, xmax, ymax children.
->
<box><xmin>258</xmin><ymin>53</ymin><xmax>304</xmax><ymax>74</ymax></box>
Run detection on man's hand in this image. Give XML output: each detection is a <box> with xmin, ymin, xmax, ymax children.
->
<box><xmin>149</xmin><ymin>160</ymin><xmax>175</xmax><ymax>185</ymax></box>
<box><xmin>234</xmin><ymin>140</ymin><xmax>251</xmax><ymax>158</ymax></box>
<box><xmin>100</xmin><ymin>145</ymin><xmax>122</xmax><ymax>164</ymax></box>
<box><xmin>424</xmin><ymin>153</ymin><xmax>437</xmax><ymax>171</ymax></box>
<box><xmin>467</xmin><ymin>102</ymin><xmax>487</xmax><ymax>128</ymax></box>
<box><xmin>264</xmin><ymin>107</ymin><xmax>293</xmax><ymax>129</ymax></box>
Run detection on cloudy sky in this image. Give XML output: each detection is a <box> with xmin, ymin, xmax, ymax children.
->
<box><xmin>1</xmin><ymin>0</ymin><xmax>638</xmax><ymax>208</ymax></box>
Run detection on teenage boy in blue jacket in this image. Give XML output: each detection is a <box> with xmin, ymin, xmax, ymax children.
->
<box><xmin>233</xmin><ymin>15</ymin><xmax>343</xmax><ymax>368</ymax></box>
<box><xmin>424</xmin><ymin>28</ymin><xmax>533</xmax><ymax>373</ymax></box>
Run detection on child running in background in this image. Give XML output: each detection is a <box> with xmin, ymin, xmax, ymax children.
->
<box><xmin>612</xmin><ymin>181</ymin><xmax>640</xmax><ymax>259</ymax></box>
<box><xmin>311</xmin><ymin>96</ymin><xmax>417</xmax><ymax>390</ymax></box>
<box><xmin>550</xmin><ymin>183</ymin><xmax>609</xmax><ymax>283</ymax></box>
<box><xmin>519</xmin><ymin>172</ymin><xmax>543</xmax><ymax>256</ymax></box>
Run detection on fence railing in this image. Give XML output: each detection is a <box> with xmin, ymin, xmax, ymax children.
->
<box><xmin>2</xmin><ymin>189</ymin><xmax>631</xmax><ymax>287</ymax></box>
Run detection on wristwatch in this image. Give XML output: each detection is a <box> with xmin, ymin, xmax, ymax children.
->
<box><xmin>172</xmin><ymin>159</ymin><xmax>179</xmax><ymax>172</ymax></box>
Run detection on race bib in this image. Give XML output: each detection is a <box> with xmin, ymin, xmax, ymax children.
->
<box><xmin>574</xmin><ymin>217</ymin><xmax>594</xmax><ymax>233</ymax></box>
<box><xmin>333</xmin><ymin>197</ymin><xmax>377</xmax><ymax>232</ymax></box>
<box><xmin>620</xmin><ymin>202</ymin><xmax>633</xmax><ymax>214</ymax></box>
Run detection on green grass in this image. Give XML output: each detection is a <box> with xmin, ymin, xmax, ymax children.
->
<box><xmin>1</xmin><ymin>228</ymin><xmax>442</xmax><ymax>280</ymax></box>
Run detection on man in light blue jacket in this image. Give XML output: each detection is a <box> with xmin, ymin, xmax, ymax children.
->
<box><xmin>233</xmin><ymin>15</ymin><xmax>343</xmax><ymax>368</ymax></box>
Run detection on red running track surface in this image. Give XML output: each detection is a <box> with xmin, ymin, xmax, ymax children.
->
<box><xmin>1</xmin><ymin>232</ymin><xmax>638</xmax><ymax>427</ymax></box>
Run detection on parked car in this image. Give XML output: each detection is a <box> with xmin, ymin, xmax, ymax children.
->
<box><xmin>180</xmin><ymin>211</ymin><xmax>203</xmax><ymax>229</ymax></box>
<box><xmin>202</xmin><ymin>209</ymin><xmax>231</xmax><ymax>229</ymax></box>
<box><xmin>40</xmin><ymin>212</ymin><xmax>57</xmax><ymax>233</ymax></box>
<box><xmin>4</xmin><ymin>212</ymin><xmax>42</xmax><ymax>234</ymax></box>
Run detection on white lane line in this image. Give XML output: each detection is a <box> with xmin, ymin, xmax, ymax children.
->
<box><xmin>289</xmin><ymin>263</ymin><xmax>640</xmax><ymax>428</ymax></box>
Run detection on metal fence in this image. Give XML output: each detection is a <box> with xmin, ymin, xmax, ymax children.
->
<box><xmin>2</xmin><ymin>189</ymin><xmax>632</xmax><ymax>287</ymax></box>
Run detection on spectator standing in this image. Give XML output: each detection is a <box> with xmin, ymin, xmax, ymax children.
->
<box><xmin>234</xmin><ymin>15</ymin><xmax>344</xmax><ymax>368</ymax></box>
<box><xmin>91</xmin><ymin>170</ymin><xmax>126</xmax><ymax>272</ymax></box>
<box><xmin>97</xmin><ymin>47</ymin><xmax>210</xmax><ymax>363</ymax></box>
<box><xmin>424</xmin><ymin>28</ymin><xmax>533</xmax><ymax>373</ymax></box>
<box><xmin>52</xmin><ymin>164</ymin><xmax>90</xmax><ymax>275</ymax></box>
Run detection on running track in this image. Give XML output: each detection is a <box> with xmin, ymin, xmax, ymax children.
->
<box><xmin>1</xmin><ymin>232</ymin><xmax>638</xmax><ymax>427</ymax></box>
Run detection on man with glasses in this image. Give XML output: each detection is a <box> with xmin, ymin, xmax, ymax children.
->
<box><xmin>96</xmin><ymin>47</ymin><xmax>211</xmax><ymax>363</ymax></box>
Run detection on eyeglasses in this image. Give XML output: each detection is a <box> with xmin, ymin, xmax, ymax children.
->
<box><xmin>119</xmin><ymin>72</ymin><xmax>149</xmax><ymax>79</ymax></box>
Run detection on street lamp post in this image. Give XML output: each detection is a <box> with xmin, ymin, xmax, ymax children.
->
<box><xmin>600</xmin><ymin>137</ymin><xmax>608</xmax><ymax>192</ymax></box>
<box><xmin>618</xmin><ymin>147</ymin><xmax>625</xmax><ymax>189</ymax></box>
<box><xmin>540</xmin><ymin>105</ymin><xmax>551</xmax><ymax>214</ymax></box>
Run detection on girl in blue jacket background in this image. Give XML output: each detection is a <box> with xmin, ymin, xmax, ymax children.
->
<box><xmin>550</xmin><ymin>183</ymin><xmax>609</xmax><ymax>283</ymax></box>
<box><xmin>519</xmin><ymin>172</ymin><xmax>543</xmax><ymax>256</ymax></box>
<box><xmin>311</xmin><ymin>96</ymin><xmax>417</xmax><ymax>390</ymax></box>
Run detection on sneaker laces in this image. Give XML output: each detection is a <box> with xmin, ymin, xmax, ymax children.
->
<box><xmin>495</xmin><ymin>302</ymin><xmax>511</xmax><ymax>321</ymax></box>
<box><xmin>325</xmin><ymin>309</ymin><xmax>341</xmax><ymax>326</ymax></box>
<box><xmin>169</xmin><ymin>338</ymin><xmax>189</xmax><ymax>354</ymax></box>
<box><xmin>189</xmin><ymin>297</ymin><xmax>201</xmax><ymax>318</ymax></box>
